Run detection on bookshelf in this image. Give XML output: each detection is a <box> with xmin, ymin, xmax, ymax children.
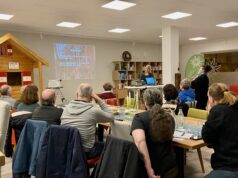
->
<box><xmin>112</xmin><ymin>61</ymin><xmax>162</xmax><ymax>101</ymax></box>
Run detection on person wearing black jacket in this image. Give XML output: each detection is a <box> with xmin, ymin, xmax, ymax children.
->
<box><xmin>202</xmin><ymin>83</ymin><xmax>238</xmax><ymax>178</ymax></box>
<box><xmin>191</xmin><ymin>65</ymin><xmax>212</xmax><ymax>110</ymax></box>
<box><xmin>32</xmin><ymin>89</ymin><xmax>63</xmax><ymax>125</ymax></box>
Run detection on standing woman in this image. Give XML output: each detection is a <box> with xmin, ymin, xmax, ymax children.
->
<box><xmin>202</xmin><ymin>83</ymin><xmax>238</xmax><ymax>178</ymax></box>
<box><xmin>131</xmin><ymin>88</ymin><xmax>177</xmax><ymax>178</ymax></box>
<box><xmin>17</xmin><ymin>85</ymin><xmax>40</xmax><ymax>112</ymax></box>
<box><xmin>191</xmin><ymin>65</ymin><xmax>212</xmax><ymax>110</ymax></box>
<box><xmin>140</xmin><ymin>64</ymin><xmax>154</xmax><ymax>84</ymax></box>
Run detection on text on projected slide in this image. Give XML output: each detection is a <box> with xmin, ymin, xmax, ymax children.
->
<box><xmin>54</xmin><ymin>43</ymin><xmax>96</xmax><ymax>80</ymax></box>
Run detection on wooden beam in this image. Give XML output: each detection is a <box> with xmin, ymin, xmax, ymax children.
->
<box><xmin>38</xmin><ymin>62</ymin><xmax>43</xmax><ymax>95</ymax></box>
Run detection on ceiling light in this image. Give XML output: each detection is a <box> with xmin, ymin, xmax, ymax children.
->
<box><xmin>189</xmin><ymin>37</ymin><xmax>207</xmax><ymax>41</ymax></box>
<box><xmin>216</xmin><ymin>22</ymin><xmax>238</xmax><ymax>28</ymax></box>
<box><xmin>109</xmin><ymin>28</ymin><xmax>130</xmax><ymax>33</ymax></box>
<box><xmin>159</xmin><ymin>35</ymin><xmax>163</xmax><ymax>38</ymax></box>
<box><xmin>56</xmin><ymin>22</ymin><xmax>81</xmax><ymax>28</ymax></box>
<box><xmin>0</xmin><ymin>13</ymin><xmax>14</xmax><ymax>20</ymax></box>
<box><xmin>162</xmin><ymin>12</ymin><xmax>192</xmax><ymax>20</ymax></box>
<box><xmin>102</xmin><ymin>0</ymin><xmax>136</xmax><ymax>11</ymax></box>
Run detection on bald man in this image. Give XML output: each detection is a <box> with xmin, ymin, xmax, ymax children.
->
<box><xmin>32</xmin><ymin>89</ymin><xmax>63</xmax><ymax>125</ymax></box>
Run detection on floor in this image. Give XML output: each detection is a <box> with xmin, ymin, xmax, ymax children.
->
<box><xmin>2</xmin><ymin>147</ymin><xmax>213</xmax><ymax>178</ymax></box>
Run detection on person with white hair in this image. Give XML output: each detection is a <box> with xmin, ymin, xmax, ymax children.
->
<box><xmin>140</xmin><ymin>64</ymin><xmax>154</xmax><ymax>84</ymax></box>
<box><xmin>178</xmin><ymin>78</ymin><xmax>195</xmax><ymax>104</ymax></box>
<box><xmin>32</xmin><ymin>89</ymin><xmax>63</xmax><ymax>125</ymax></box>
<box><xmin>0</xmin><ymin>84</ymin><xmax>16</xmax><ymax>109</ymax></box>
<box><xmin>61</xmin><ymin>83</ymin><xmax>114</xmax><ymax>159</ymax></box>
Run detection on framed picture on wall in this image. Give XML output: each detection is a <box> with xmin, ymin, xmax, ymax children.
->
<box><xmin>9</xmin><ymin>61</ymin><xmax>19</xmax><ymax>70</ymax></box>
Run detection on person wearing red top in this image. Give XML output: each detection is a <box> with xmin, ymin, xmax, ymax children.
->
<box><xmin>98</xmin><ymin>82</ymin><xmax>116</xmax><ymax>99</ymax></box>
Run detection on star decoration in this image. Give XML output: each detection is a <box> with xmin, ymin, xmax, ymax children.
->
<box><xmin>206</xmin><ymin>58</ymin><xmax>221</xmax><ymax>72</ymax></box>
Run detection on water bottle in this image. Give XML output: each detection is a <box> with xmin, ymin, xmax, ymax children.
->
<box><xmin>177</xmin><ymin>108</ymin><xmax>184</xmax><ymax>129</ymax></box>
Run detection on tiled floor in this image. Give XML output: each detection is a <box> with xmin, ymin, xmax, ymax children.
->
<box><xmin>2</xmin><ymin>147</ymin><xmax>213</xmax><ymax>178</ymax></box>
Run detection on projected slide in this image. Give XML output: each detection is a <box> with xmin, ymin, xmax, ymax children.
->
<box><xmin>54</xmin><ymin>43</ymin><xmax>96</xmax><ymax>80</ymax></box>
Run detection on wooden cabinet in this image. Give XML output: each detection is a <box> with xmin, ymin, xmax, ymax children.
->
<box><xmin>112</xmin><ymin>61</ymin><xmax>162</xmax><ymax>102</ymax></box>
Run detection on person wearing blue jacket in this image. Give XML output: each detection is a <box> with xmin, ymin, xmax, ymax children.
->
<box><xmin>178</xmin><ymin>78</ymin><xmax>195</xmax><ymax>104</ymax></box>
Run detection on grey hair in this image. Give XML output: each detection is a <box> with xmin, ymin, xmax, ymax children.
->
<box><xmin>180</xmin><ymin>78</ymin><xmax>191</xmax><ymax>89</ymax></box>
<box><xmin>143</xmin><ymin>88</ymin><xmax>162</xmax><ymax>108</ymax></box>
<box><xmin>77</xmin><ymin>83</ymin><xmax>93</xmax><ymax>98</ymax></box>
<box><xmin>0</xmin><ymin>85</ymin><xmax>12</xmax><ymax>96</ymax></box>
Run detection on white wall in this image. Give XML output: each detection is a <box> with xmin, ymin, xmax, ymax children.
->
<box><xmin>0</xmin><ymin>30</ymin><xmax>161</xmax><ymax>101</ymax></box>
<box><xmin>180</xmin><ymin>37</ymin><xmax>238</xmax><ymax>79</ymax></box>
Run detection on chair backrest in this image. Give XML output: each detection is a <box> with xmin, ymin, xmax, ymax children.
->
<box><xmin>36</xmin><ymin>125</ymin><xmax>88</xmax><ymax>178</ymax></box>
<box><xmin>185</xmin><ymin>100</ymin><xmax>197</xmax><ymax>108</ymax></box>
<box><xmin>105</xmin><ymin>98</ymin><xmax>119</xmax><ymax>106</ymax></box>
<box><xmin>229</xmin><ymin>85</ymin><xmax>238</xmax><ymax>95</ymax></box>
<box><xmin>162</xmin><ymin>103</ymin><xmax>177</xmax><ymax>112</ymax></box>
<box><xmin>0</xmin><ymin>101</ymin><xmax>11</xmax><ymax>151</ymax></box>
<box><xmin>187</xmin><ymin>108</ymin><xmax>208</xmax><ymax>120</ymax></box>
<box><xmin>94</xmin><ymin>136</ymin><xmax>147</xmax><ymax>178</ymax></box>
<box><xmin>110</xmin><ymin>120</ymin><xmax>133</xmax><ymax>141</ymax></box>
<box><xmin>12</xmin><ymin>119</ymin><xmax>48</xmax><ymax>176</ymax></box>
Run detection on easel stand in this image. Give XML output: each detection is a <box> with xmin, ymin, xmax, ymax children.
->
<box><xmin>48</xmin><ymin>87</ymin><xmax>66</xmax><ymax>106</ymax></box>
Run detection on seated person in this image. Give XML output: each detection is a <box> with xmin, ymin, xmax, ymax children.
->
<box><xmin>178</xmin><ymin>78</ymin><xmax>195</xmax><ymax>104</ymax></box>
<box><xmin>202</xmin><ymin>83</ymin><xmax>238</xmax><ymax>178</ymax></box>
<box><xmin>140</xmin><ymin>64</ymin><xmax>154</xmax><ymax>84</ymax></box>
<box><xmin>131</xmin><ymin>88</ymin><xmax>177</xmax><ymax>178</ymax></box>
<box><xmin>0</xmin><ymin>84</ymin><xmax>16</xmax><ymax>109</ymax></box>
<box><xmin>13</xmin><ymin>85</ymin><xmax>27</xmax><ymax>110</ymax></box>
<box><xmin>61</xmin><ymin>83</ymin><xmax>114</xmax><ymax>159</ymax></box>
<box><xmin>163</xmin><ymin>84</ymin><xmax>189</xmax><ymax>116</ymax></box>
<box><xmin>5</xmin><ymin>111</ymin><xmax>32</xmax><ymax>157</ymax></box>
<box><xmin>98</xmin><ymin>82</ymin><xmax>116</xmax><ymax>99</ymax></box>
<box><xmin>17</xmin><ymin>85</ymin><xmax>40</xmax><ymax>112</ymax></box>
<box><xmin>32</xmin><ymin>89</ymin><xmax>63</xmax><ymax>125</ymax></box>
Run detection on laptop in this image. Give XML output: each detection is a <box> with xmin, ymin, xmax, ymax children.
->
<box><xmin>145</xmin><ymin>77</ymin><xmax>155</xmax><ymax>85</ymax></box>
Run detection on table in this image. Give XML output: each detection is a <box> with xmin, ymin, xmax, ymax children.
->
<box><xmin>0</xmin><ymin>151</ymin><xmax>5</xmax><ymax>178</ymax></box>
<box><xmin>99</xmin><ymin>115</ymin><xmax>206</xmax><ymax>178</ymax></box>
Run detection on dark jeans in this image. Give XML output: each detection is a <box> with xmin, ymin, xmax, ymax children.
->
<box><xmin>205</xmin><ymin>170</ymin><xmax>238</xmax><ymax>178</ymax></box>
<box><xmin>85</xmin><ymin>141</ymin><xmax>104</xmax><ymax>159</ymax></box>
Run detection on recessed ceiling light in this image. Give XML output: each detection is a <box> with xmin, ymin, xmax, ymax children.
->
<box><xmin>189</xmin><ymin>37</ymin><xmax>207</xmax><ymax>41</ymax></box>
<box><xmin>159</xmin><ymin>35</ymin><xmax>163</xmax><ymax>38</ymax></box>
<box><xmin>109</xmin><ymin>28</ymin><xmax>130</xmax><ymax>33</ymax></box>
<box><xmin>216</xmin><ymin>22</ymin><xmax>238</xmax><ymax>28</ymax></box>
<box><xmin>102</xmin><ymin>0</ymin><xmax>136</xmax><ymax>11</ymax></box>
<box><xmin>162</xmin><ymin>12</ymin><xmax>192</xmax><ymax>20</ymax></box>
<box><xmin>0</xmin><ymin>13</ymin><xmax>14</xmax><ymax>20</ymax></box>
<box><xmin>56</xmin><ymin>22</ymin><xmax>81</xmax><ymax>28</ymax></box>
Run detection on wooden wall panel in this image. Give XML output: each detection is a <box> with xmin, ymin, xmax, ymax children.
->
<box><xmin>0</xmin><ymin>41</ymin><xmax>35</xmax><ymax>99</ymax></box>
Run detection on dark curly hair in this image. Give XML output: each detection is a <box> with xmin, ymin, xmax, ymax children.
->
<box><xmin>163</xmin><ymin>84</ymin><xmax>178</xmax><ymax>101</ymax></box>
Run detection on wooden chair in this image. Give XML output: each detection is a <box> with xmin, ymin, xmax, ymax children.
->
<box><xmin>187</xmin><ymin>108</ymin><xmax>208</xmax><ymax>173</ymax></box>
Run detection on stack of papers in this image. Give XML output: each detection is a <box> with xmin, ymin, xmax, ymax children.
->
<box><xmin>173</xmin><ymin>130</ymin><xmax>193</xmax><ymax>139</ymax></box>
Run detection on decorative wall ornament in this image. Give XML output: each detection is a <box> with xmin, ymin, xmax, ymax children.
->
<box><xmin>185</xmin><ymin>54</ymin><xmax>205</xmax><ymax>79</ymax></box>
<box><xmin>206</xmin><ymin>58</ymin><xmax>221</xmax><ymax>73</ymax></box>
<box><xmin>122</xmin><ymin>51</ymin><xmax>132</xmax><ymax>61</ymax></box>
